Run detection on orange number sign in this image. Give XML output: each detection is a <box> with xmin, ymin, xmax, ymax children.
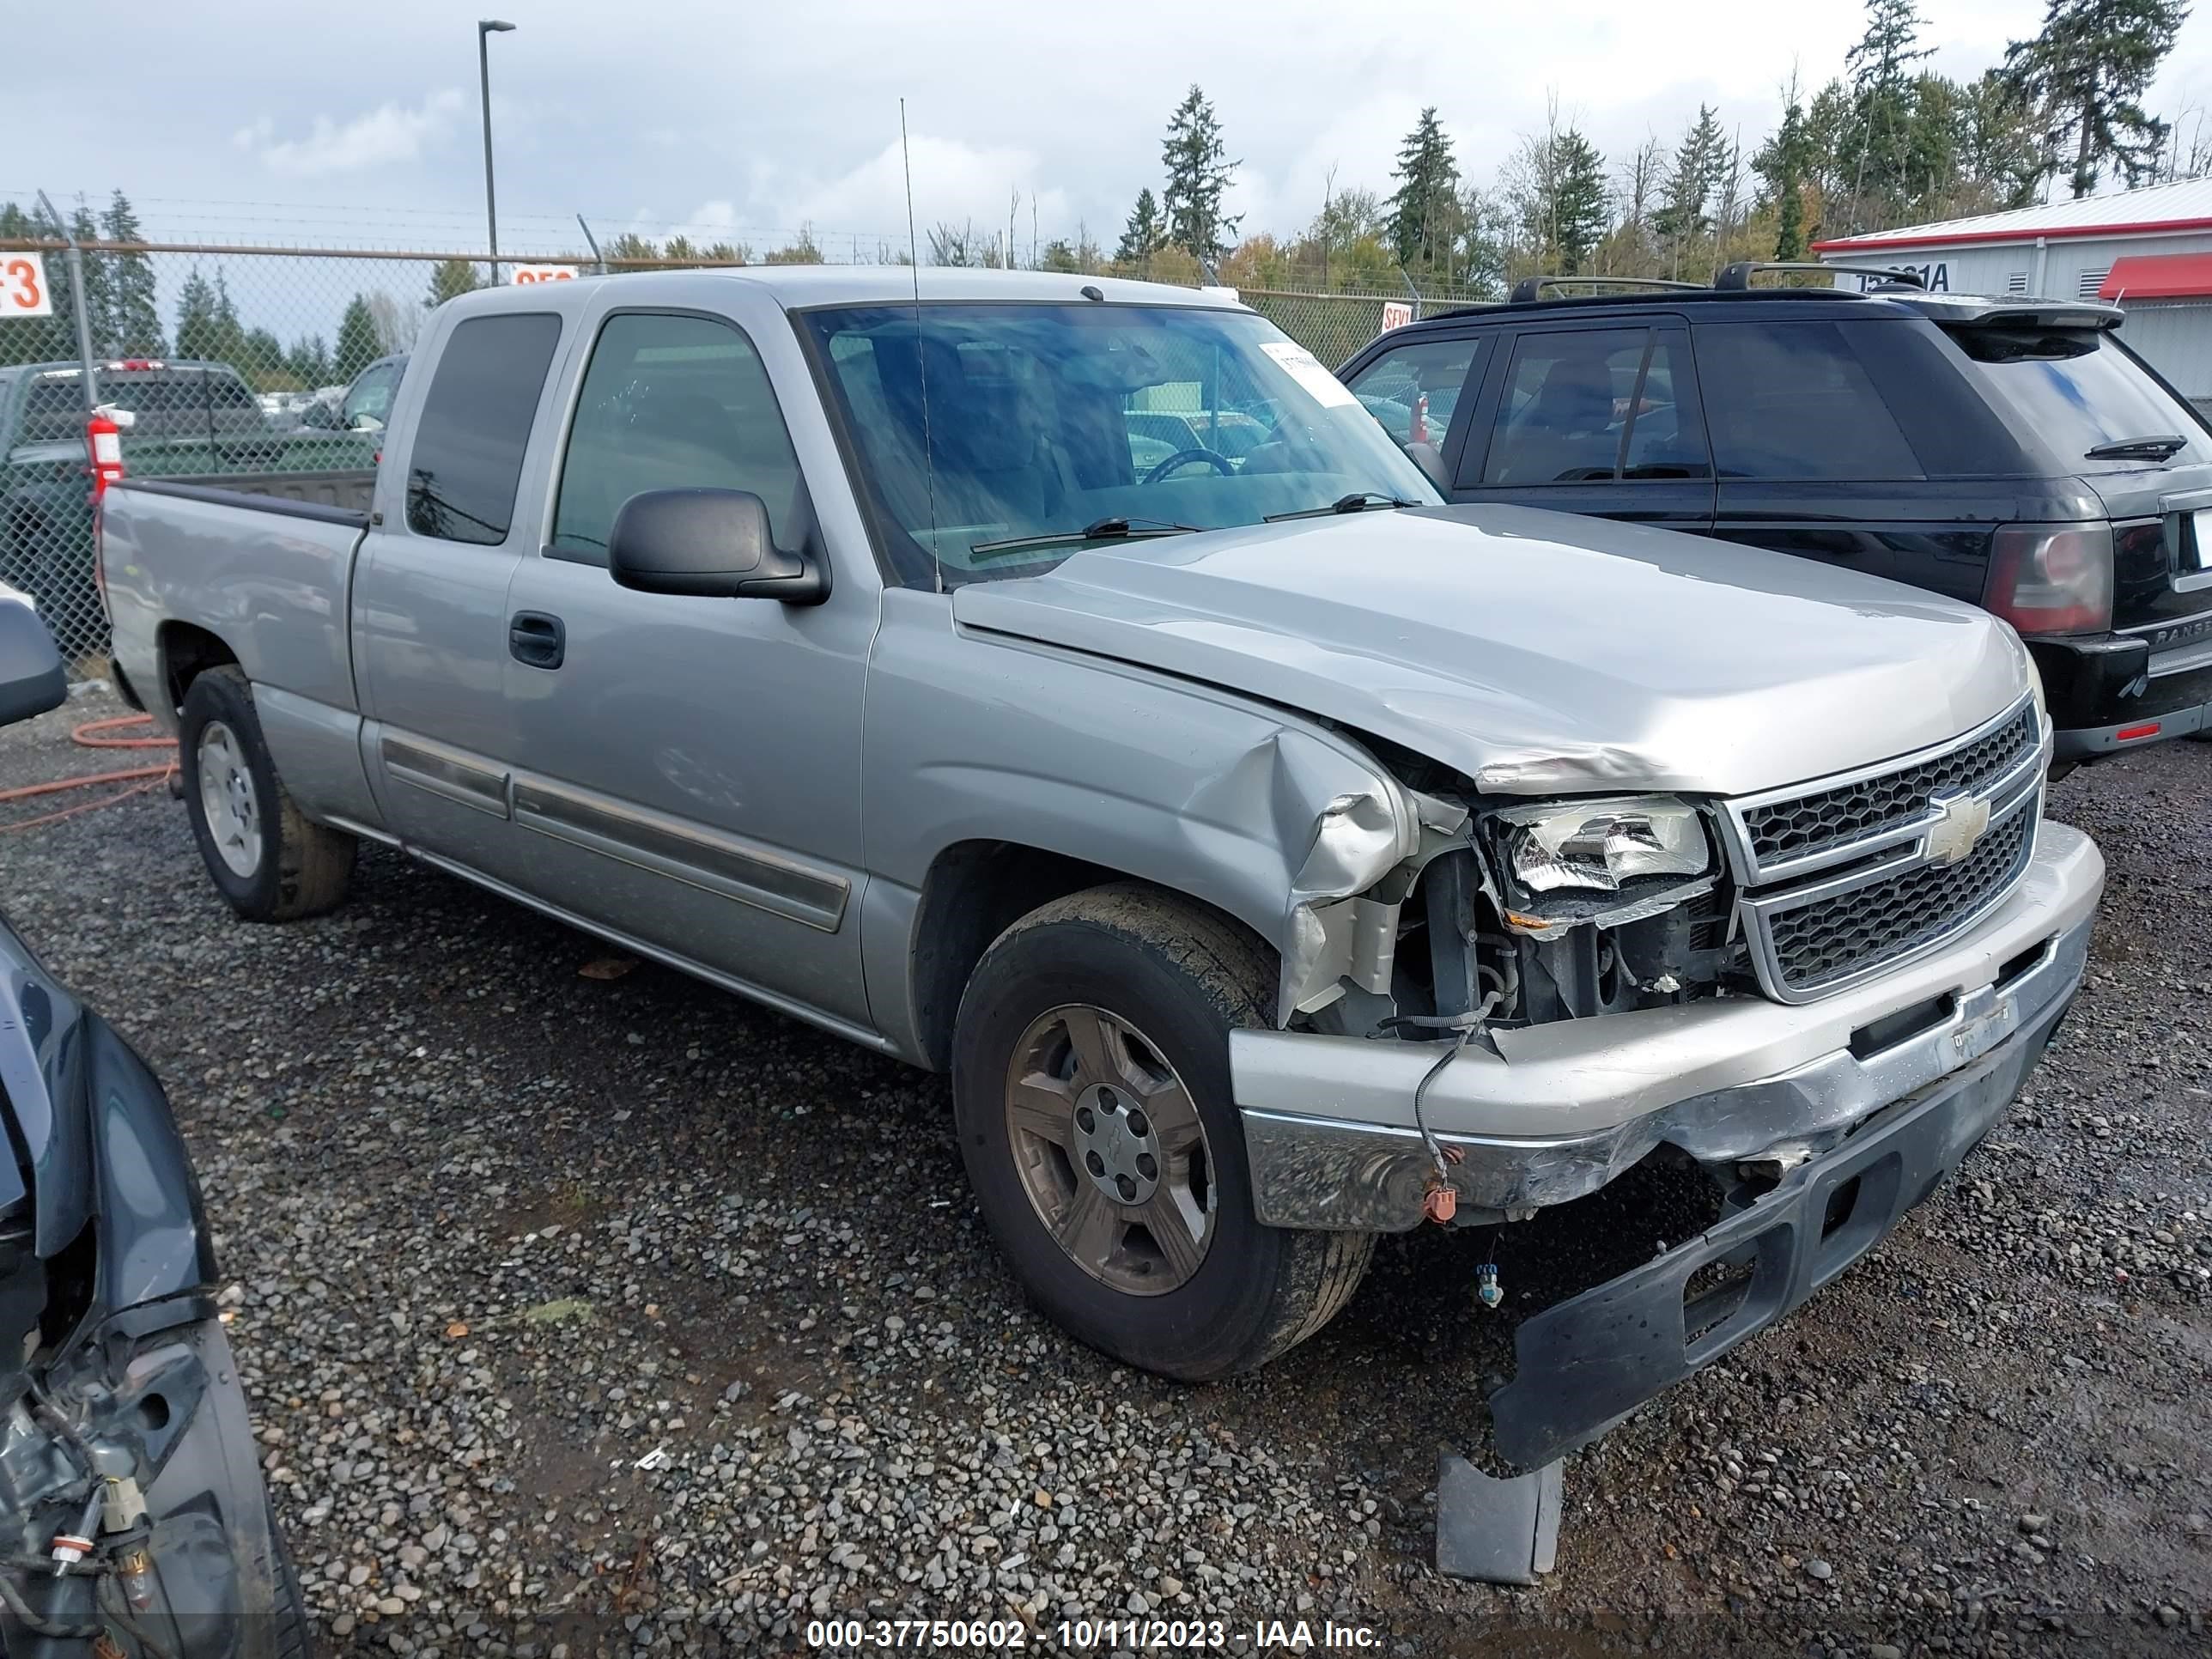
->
<box><xmin>2</xmin><ymin>253</ymin><xmax>53</xmax><ymax>317</ymax></box>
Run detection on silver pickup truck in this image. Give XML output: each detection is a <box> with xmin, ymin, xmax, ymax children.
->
<box><xmin>100</xmin><ymin>270</ymin><xmax>2103</xmax><ymax>1468</ymax></box>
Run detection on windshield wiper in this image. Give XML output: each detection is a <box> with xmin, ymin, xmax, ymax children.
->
<box><xmin>2085</xmin><ymin>433</ymin><xmax>2189</xmax><ymax>461</ymax></box>
<box><xmin>1263</xmin><ymin>491</ymin><xmax>1423</xmax><ymax>522</ymax></box>
<box><xmin>969</xmin><ymin>516</ymin><xmax>1200</xmax><ymax>559</ymax></box>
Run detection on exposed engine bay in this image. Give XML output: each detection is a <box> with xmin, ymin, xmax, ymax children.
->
<box><xmin>1296</xmin><ymin>785</ymin><xmax>1747</xmax><ymax>1044</ymax></box>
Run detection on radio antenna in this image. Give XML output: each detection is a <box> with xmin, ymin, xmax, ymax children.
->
<box><xmin>901</xmin><ymin>98</ymin><xmax>942</xmax><ymax>595</ymax></box>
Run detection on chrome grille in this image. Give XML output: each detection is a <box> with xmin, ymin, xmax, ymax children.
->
<box><xmin>1740</xmin><ymin>702</ymin><xmax>2040</xmax><ymax>869</ymax></box>
<box><xmin>1764</xmin><ymin>805</ymin><xmax>2036</xmax><ymax>994</ymax></box>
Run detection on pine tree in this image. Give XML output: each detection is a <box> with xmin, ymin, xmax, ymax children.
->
<box><xmin>2007</xmin><ymin>0</ymin><xmax>2188</xmax><ymax>197</ymax></box>
<box><xmin>1160</xmin><ymin>86</ymin><xmax>1240</xmax><ymax>264</ymax></box>
<box><xmin>1756</xmin><ymin>83</ymin><xmax>1814</xmax><ymax>258</ymax></box>
<box><xmin>288</xmin><ymin>336</ymin><xmax>334</xmax><ymax>388</ymax></box>
<box><xmin>335</xmin><ymin>295</ymin><xmax>380</xmax><ymax>380</ymax></box>
<box><xmin>426</xmin><ymin>258</ymin><xmax>483</xmax><ymax>308</ymax></box>
<box><xmin>1960</xmin><ymin>69</ymin><xmax>2048</xmax><ymax>210</ymax></box>
<box><xmin>1552</xmin><ymin>130</ymin><xmax>1611</xmax><ymax>273</ymax></box>
<box><xmin>1843</xmin><ymin>0</ymin><xmax>1933</xmax><ymax>228</ymax></box>
<box><xmin>100</xmin><ymin>192</ymin><xmax>163</xmax><ymax>357</ymax></box>
<box><xmin>68</xmin><ymin>203</ymin><xmax>114</xmax><ymax>360</ymax></box>
<box><xmin>1115</xmin><ymin>188</ymin><xmax>1165</xmax><ymax>264</ymax></box>
<box><xmin>1657</xmin><ymin>105</ymin><xmax>1729</xmax><ymax>276</ymax></box>
<box><xmin>173</xmin><ymin>272</ymin><xmax>221</xmax><ymax>363</ymax></box>
<box><xmin>1389</xmin><ymin>107</ymin><xmax>1460</xmax><ymax>268</ymax></box>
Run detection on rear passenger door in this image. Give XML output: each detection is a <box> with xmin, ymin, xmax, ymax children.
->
<box><xmin>1453</xmin><ymin>324</ymin><xmax>1716</xmax><ymax>532</ymax></box>
<box><xmin>354</xmin><ymin>309</ymin><xmax>566</xmax><ymax>875</ymax></box>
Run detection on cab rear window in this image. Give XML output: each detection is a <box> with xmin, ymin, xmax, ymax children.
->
<box><xmin>1949</xmin><ymin>328</ymin><xmax>2212</xmax><ymax>469</ymax></box>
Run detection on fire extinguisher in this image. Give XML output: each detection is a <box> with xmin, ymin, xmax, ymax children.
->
<box><xmin>1410</xmin><ymin>392</ymin><xmax>1430</xmax><ymax>447</ymax></box>
<box><xmin>85</xmin><ymin>409</ymin><xmax>125</xmax><ymax>500</ymax></box>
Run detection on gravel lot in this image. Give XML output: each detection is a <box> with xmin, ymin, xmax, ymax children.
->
<box><xmin>2</xmin><ymin>686</ymin><xmax>2207</xmax><ymax>1658</ymax></box>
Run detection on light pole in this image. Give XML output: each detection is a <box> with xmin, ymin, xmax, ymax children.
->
<box><xmin>477</xmin><ymin>20</ymin><xmax>515</xmax><ymax>284</ymax></box>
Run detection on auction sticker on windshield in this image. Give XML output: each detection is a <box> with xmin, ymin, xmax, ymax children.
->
<box><xmin>1260</xmin><ymin>340</ymin><xmax>1358</xmax><ymax>409</ymax></box>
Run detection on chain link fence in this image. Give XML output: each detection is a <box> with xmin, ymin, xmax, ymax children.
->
<box><xmin>0</xmin><ymin>225</ymin><xmax>1469</xmax><ymax>665</ymax></box>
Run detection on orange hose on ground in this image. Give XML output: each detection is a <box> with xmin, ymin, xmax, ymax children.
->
<box><xmin>0</xmin><ymin>713</ymin><xmax>177</xmax><ymax>834</ymax></box>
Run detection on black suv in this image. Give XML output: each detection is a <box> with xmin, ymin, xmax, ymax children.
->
<box><xmin>1336</xmin><ymin>264</ymin><xmax>2212</xmax><ymax>763</ymax></box>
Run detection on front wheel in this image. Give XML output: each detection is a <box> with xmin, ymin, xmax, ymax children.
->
<box><xmin>179</xmin><ymin>666</ymin><xmax>355</xmax><ymax>921</ymax></box>
<box><xmin>951</xmin><ymin>883</ymin><xmax>1373</xmax><ymax>1381</ymax></box>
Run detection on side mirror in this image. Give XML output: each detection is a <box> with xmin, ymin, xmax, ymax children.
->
<box><xmin>607</xmin><ymin>489</ymin><xmax>828</xmax><ymax>605</ymax></box>
<box><xmin>0</xmin><ymin>592</ymin><xmax>66</xmax><ymax>731</ymax></box>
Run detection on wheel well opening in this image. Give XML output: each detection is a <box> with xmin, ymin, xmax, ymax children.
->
<box><xmin>159</xmin><ymin>623</ymin><xmax>239</xmax><ymax>713</ymax></box>
<box><xmin>911</xmin><ymin>842</ymin><xmax>1121</xmax><ymax>1073</ymax></box>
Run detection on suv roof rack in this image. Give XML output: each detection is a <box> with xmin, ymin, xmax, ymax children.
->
<box><xmin>1508</xmin><ymin>275</ymin><xmax>1706</xmax><ymax>303</ymax></box>
<box><xmin>1714</xmin><ymin>259</ymin><xmax>1926</xmax><ymax>291</ymax></box>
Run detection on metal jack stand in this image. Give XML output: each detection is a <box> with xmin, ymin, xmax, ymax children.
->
<box><xmin>1434</xmin><ymin>1451</ymin><xmax>1564</xmax><ymax>1586</ymax></box>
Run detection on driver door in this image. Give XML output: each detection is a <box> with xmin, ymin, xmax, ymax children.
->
<box><xmin>1451</xmin><ymin>323</ymin><xmax>1715</xmax><ymax>532</ymax></box>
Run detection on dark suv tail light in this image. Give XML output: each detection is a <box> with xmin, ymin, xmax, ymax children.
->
<box><xmin>1984</xmin><ymin>523</ymin><xmax>2113</xmax><ymax>635</ymax></box>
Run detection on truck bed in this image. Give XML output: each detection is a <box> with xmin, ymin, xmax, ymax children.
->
<box><xmin>117</xmin><ymin>469</ymin><xmax>375</xmax><ymax>520</ymax></box>
<box><xmin>101</xmin><ymin>475</ymin><xmax>374</xmax><ymax>744</ymax></box>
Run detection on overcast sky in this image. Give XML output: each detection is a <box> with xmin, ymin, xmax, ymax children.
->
<box><xmin>12</xmin><ymin>0</ymin><xmax>2212</xmax><ymax>257</ymax></box>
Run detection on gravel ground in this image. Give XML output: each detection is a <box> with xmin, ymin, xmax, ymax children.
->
<box><xmin>1</xmin><ymin>685</ymin><xmax>2207</xmax><ymax>1658</ymax></box>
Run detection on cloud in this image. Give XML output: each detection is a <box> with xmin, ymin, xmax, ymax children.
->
<box><xmin>234</xmin><ymin>89</ymin><xmax>466</xmax><ymax>178</ymax></box>
<box><xmin>769</xmin><ymin>134</ymin><xmax>1071</xmax><ymax>249</ymax></box>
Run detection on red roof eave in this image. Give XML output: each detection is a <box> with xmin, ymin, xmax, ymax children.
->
<box><xmin>2097</xmin><ymin>252</ymin><xmax>2212</xmax><ymax>301</ymax></box>
<box><xmin>1813</xmin><ymin>214</ymin><xmax>2212</xmax><ymax>253</ymax></box>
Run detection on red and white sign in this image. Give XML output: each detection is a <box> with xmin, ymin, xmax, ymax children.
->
<box><xmin>509</xmin><ymin>264</ymin><xmax>580</xmax><ymax>285</ymax></box>
<box><xmin>2</xmin><ymin>252</ymin><xmax>53</xmax><ymax>318</ymax></box>
<box><xmin>1380</xmin><ymin>300</ymin><xmax>1414</xmax><ymax>331</ymax></box>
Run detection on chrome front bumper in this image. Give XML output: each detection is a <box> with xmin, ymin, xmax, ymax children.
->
<box><xmin>1232</xmin><ymin>819</ymin><xmax>2104</xmax><ymax>1232</ymax></box>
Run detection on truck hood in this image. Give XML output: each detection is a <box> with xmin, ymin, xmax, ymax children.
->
<box><xmin>951</xmin><ymin>505</ymin><xmax>2033</xmax><ymax>799</ymax></box>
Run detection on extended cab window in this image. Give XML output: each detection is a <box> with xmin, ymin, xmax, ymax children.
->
<box><xmin>404</xmin><ymin>313</ymin><xmax>562</xmax><ymax>545</ymax></box>
<box><xmin>551</xmin><ymin>312</ymin><xmax>804</xmax><ymax>561</ymax></box>
<box><xmin>1696</xmin><ymin>320</ymin><xmax>1923</xmax><ymax>480</ymax></box>
<box><xmin>1481</xmin><ymin>329</ymin><xmax>1708</xmax><ymax>484</ymax></box>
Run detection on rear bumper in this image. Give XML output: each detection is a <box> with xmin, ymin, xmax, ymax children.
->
<box><xmin>1231</xmin><ymin>820</ymin><xmax>2101</xmax><ymax>1231</ymax></box>
<box><xmin>2031</xmin><ymin>630</ymin><xmax>2212</xmax><ymax>755</ymax></box>
<box><xmin>1486</xmin><ymin>991</ymin><xmax>2065</xmax><ymax>1468</ymax></box>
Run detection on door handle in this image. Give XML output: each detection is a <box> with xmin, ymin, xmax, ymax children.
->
<box><xmin>508</xmin><ymin>611</ymin><xmax>565</xmax><ymax>670</ymax></box>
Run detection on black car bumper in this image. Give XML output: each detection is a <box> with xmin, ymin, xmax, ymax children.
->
<box><xmin>1486</xmin><ymin>988</ymin><xmax>2069</xmax><ymax>1470</ymax></box>
<box><xmin>2030</xmin><ymin>633</ymin><xmax>2212</xmax><ymax>757</ymax></box>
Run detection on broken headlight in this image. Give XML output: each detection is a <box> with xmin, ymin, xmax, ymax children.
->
<box><xmin>1503</xmin><ymin>797</ymin><xmax>1710</xmax><ymax>895</ymax></box>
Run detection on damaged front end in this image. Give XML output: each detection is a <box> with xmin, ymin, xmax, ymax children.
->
<box><xmin>0</xmin><ymin>918</ymin><xmax>291</xmax><ymax>1658</ymax></box>
<box><xmin>1279</xmin><ymin>770</ymin><xmax>1749</xmax><ymax>1066</ymax></box>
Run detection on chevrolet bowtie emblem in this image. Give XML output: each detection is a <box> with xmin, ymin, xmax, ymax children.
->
<box><xmin>1925</xmin><ymin>791</ymin><xmax>1992</xmax><ymax>866</ymax></box>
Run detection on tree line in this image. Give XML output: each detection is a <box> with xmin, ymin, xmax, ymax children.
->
<box><xmin>1116</xmin><ymin>0</ymin><xmax>2191</xmax><ymax>295</ymax></box>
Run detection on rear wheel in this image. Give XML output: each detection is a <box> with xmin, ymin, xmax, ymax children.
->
<box><xmin>952</xmin><ymin>883</ymin><xmax>1373</xmax><ymax>1381</ymax></box>
<box><xmin>179</xmin><ymin>666</ymin><xmax>354</xmax><ymax>921</ymax></box>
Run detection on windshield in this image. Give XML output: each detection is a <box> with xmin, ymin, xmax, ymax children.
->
<box><xmin>1949</xmin><ymin>327</ymin><xmax>2212</xmax><ymax>469</ymax></box>
<box><xmin>803</xmin><ymin>302</ymin><xmax>1439</xmax><ymax>586</ymax></box>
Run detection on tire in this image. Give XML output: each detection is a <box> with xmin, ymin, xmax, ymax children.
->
<box><xmin>269</xmin><ymin>1505</ymin><xmax>313</xmax><ymax>1659</ymax></box>
<box><xmin>951</xmin><ymin>881</ymin><xmax>1374</xmax><ymax>1381</ymax></box>
<box><xmin>179</xmin><ymin>666</ymin><xmax>355</xmax><ymax>921</ymax></box>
